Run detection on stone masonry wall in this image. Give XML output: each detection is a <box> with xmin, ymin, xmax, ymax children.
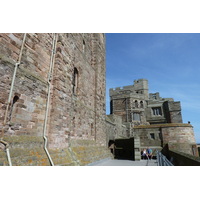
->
<box><xmin>133</xmin><ymin>123</ymin><xmax>197</xmax><ymax>156</ymax></box>
<box><xmin>106</xmin><ymin>115</ymin><xmax>128</xmax><ymax>143</ymax></box>
<box><xmin>162</xmin><ymin>124</ymin><xmax>196</xmax><ymax>155</ymax></box>
<box><xmin>0</xmin><ymin>33</ymin><xmax>111</xmax><ymax>166</ymax></box>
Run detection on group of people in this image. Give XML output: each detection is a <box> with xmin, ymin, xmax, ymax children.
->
<box><xmin>141</xmin><ymin>147</ymin><xmax>153</xmax><ymax>160</ymax></box>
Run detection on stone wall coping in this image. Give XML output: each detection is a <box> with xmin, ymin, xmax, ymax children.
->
<box><xmin>169</xmin><ymin>149</ymin><xmax>200</xmax><ymax>162</ymax></box>
<box><xmin>133</xmin><ymin>123</ymin><xmax>193</xmax><ymax>129</ymax></box>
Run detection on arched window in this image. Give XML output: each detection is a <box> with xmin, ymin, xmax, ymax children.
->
<box><xmin>72</xmin><ymin>68</ymin><xmax>78</xmax><ymax>95</ymax></box>
<box><xmin>140</xmin><ymin>101</ymin><xmax>144</xmax><ymax>108</ymax></box>
<box><xmin>135</xmin><ymin>100</ymin><xmax>138</xmax><ymax>108</ymax></box>
<box><xmin>9</xmin><ymin>95</ymin><xmax>19</xmax><ymax>120</ymax></box>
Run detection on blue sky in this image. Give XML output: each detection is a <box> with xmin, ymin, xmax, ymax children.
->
<box><xmin>106</xmin><ymin>33</ymin><xmax>200</xmax><ymax>143</ymax></box>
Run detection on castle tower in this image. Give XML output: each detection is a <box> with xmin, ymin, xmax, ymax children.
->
<box><xmin>109</xmin><ymin>79</ymin><xmax>149</xmax><ymax>124</ymax></box>
<box><xmin>133</xmin><ymin>79</ymin><xmax>149</xmax><ymax>100</ymax></box>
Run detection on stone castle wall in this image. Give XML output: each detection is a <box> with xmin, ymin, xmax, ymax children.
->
<box><xmin>134</xmin><ymin>123</ymin><xmax>197</xmax><ymax>155</ymax></box>
<box><xmin>162</xmin><ymin>124</ymin><xmax>197</xmax><ymax>155</ymax></box>
<box><xmin>108</xmin><ymin>79</ymin><xmax>197</xmax><ymax>157</ymax></box>
<box><xmin>0</xmin><ymin>33</ymin><xmax>111</xmax><ymax>166</ymax></box>
<box><xmin>106</xmin><ymin>115</ymin><xmax>128</xmax><ymax>142</ymax></box>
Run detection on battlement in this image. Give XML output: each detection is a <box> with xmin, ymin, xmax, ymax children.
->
<box><xmin>149</xmin><ymin>93</ymin><xmax>174</xmax><ymax>101</ymax></box>
<box><xmin>109</xmin><ymin>85</ymin><xmax>134</xmax><ymax>96</ymax></box>
<box><xmin>109</xmin><ymin>79</ymin><xmax>149</xmax><ymax>98</ymax></box>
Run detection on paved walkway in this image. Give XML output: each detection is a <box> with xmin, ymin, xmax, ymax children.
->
<box><xmin>89</xmin><ymin>159</ymin><xmax>158</xmax><ymax>166</ymax></box>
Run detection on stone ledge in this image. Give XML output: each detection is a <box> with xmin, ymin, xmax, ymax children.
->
<box><xmin>170</xmin><ymin>149</ymin><xmax>200</xmax><ymax>162</ymax></box>
<box><xmin>134</xmin><ymin>123</ymin><xmax>193</xmax><ymax>129</ymax></box>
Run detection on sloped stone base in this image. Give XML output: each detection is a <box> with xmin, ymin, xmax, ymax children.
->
<box><xmin>0</xmin><ymin>136</ymin><xmax>113</xmax><ymax>166</ymax></box>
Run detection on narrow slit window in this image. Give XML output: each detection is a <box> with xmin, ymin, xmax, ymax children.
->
<box><xmin>135</xmin><ymin>100</ymin><xmax>138</xmax><ymax>108</ymax></box>
<box><xmin>83</xmin><ymin>40</ymin><xmax>85</xmax><ymax>52</ymax></box>
<box><xmin>9</xmin><ymin>95</ymin><xmax>19</xmax><ymax>120</ymax></box>
<box><xmin>72</xmin><ymin>68</ymin><xmax>78</xmax><ymax>95</ymax></box>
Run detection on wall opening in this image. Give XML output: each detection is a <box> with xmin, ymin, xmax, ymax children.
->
<box><xmin>150</xmin><ymin>133</ymin><xmax>155</xmax><ymax>140</ymax></box>
<box><xmin>83</xmin><ymin>40</ymin><xmax>85</xmax><ymax>52</ymax></box>
<box><xmin>133</xmin><ymin>112</ymin><xmax>140</xmax><ymax>121</ymax></box>
<box><xmin>135</xmin><ymin>100</ymin><xmax>138</xmax><ymax>108</ymax></box>
<box><xmin>9</xmin><ymin>95</ymin><xmax>19</xmax><ymax>121</ymax></box>
<box><xmin>72</xmin><ymin>68</ymin><xmax>78</xmax><ymax>95</ymax></box>
<box><xmin>152</xmin><ymin>107</ymin><xmax>162</xmax><ymax>116</ymax></box>
<box><xmin>140</xmin><ymin>101</ymin><xmax>143</xmax><ymax>108</ymax></box>
<box><xmin>91</xmin><ymin>123</ymin><xmax>94</xmax><ymax>136</ymax></box>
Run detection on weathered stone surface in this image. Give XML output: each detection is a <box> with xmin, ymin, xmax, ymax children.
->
<box><xmin>108</xmin><ymin>79</ymin><xmax>198</xmax><ymax>158</ymax></box>
<box><xmin>0</xmin><ymin>33</ymin><xmax>112</xmax><ymax>166</ymax></box>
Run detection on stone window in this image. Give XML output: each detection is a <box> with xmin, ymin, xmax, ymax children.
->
<box><xmin>72</xmin><ymin>67</ymin><xmax>78</xmax><ymax>95</ymax></box>
<box><xmin>133</xmin><ymin>112</ymin><xmax>140</xmax><ymax>121</ymax></box>
<box><xmin>150</xmin><ymin>133</ymin><xmax>155</xmax><ymax>140</ymax></box>
<box><xmin>152</xmin><ymin>94</ymin><xmax>157</xmax><ymax>99</ymax></box>
<box><xmin>135</xmin><ymin>100</ymin><xmax>138</xmax><ymax>108</ymax></box>
<box><xmin>159</xmin><ymin>132</ymin><xmax>162</xmax><ymax>140</ymax></box>
<box><xmin>152</xmin><ymin>107</ymin><xmax>162</xmax><ymax>116</ymax></box>
<box><xmin>140</xmin><ymin>101</ymin><xmax>144</xmax><ymax>108</ymax></box>
<box><xmin>83</xmin><ymin>40</ymin><xmax>85</xmax><ymax>52</ymax></box>
<box><xmin>9</xmin><ymin>95</ymin><xmax>19</xmax><ymax>120</ymax></box>
<box><xmin>91</xmin><ymin>123</ymin><xmax>94</xmax><ymax>136</ymax></box>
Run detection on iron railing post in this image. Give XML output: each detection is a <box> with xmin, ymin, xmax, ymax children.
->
<box><xmin>156</xmin><ymin>150</ymin><xmax>173</xmax><ymax>166</ymax></box>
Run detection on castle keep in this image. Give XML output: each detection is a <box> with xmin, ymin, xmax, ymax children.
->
<box><xmin>108</xmin><ymin>79</ymin><xmax>198</xmax><ymax>160</ymax></box>
<box><xmin>0</xmin><ymin>33</ymin><xmax>112</xmax><ymax>166</ymax></box>
<box><xmin>0</xmin><ymin>33</ymin><xmax>198</xmax><ymax>165</ymax></box>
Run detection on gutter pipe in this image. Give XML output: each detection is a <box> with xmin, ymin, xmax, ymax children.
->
<box><xmin>0</xmin><ymin>33</ymin><xmax>27</xmax><ymax>166</ymax></box>
<box><xmin>43</xmin><ymin>33</ymin><xmax>58</xmax><ymax>166</ymax></box>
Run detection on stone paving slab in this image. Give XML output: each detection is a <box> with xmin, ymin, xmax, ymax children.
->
<box><xmin>89</xmin><ymin>159</ymin><xmax>158</xmax><ymax>166</ymax></box>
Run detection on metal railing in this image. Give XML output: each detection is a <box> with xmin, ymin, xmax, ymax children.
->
<box><xmin>156</xmin><ymin>150</ymin><xmax>174</xmax><ymax>166</ymax></box>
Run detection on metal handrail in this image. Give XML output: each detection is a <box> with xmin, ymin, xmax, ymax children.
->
<box><xmin>156</xmin><ymin>150</ymin><xmax>174</xmax><ymax>166</ymax></box>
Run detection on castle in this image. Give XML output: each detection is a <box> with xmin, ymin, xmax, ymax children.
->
<box><xmin>108</xmin><ymin>79</ymin><xmax>198</xmax><ymax>160</ymax></box>
<box><xmin>0</xmin><ymin>33</ymin><xmax>112</xmax><ymax>166</ymax></box>
<box><xmin>0</xmin><ymin>33</ymin><xmax>198</xmax><ymax>165</ymax></box>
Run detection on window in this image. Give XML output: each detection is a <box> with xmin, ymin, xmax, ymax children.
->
<box><xmin>135</xmin><ymin>100</ymin><xmax>138</xmax><ymax>108</ymax></box>
<box><xmin>150</xmin><ymin>133</ymin><xmax>155</xmax><ymax>140</ymax></box>
<box><xmin>91</xmin><ymin>123</ymin><xmax>94</xmax><ymax>136</ymax></box>
<box><xmin>133</xmin><ymin>113</ymin><xmax>140</xmax><ymax>121</ymax></box>
<box><xmin>159</xmin><ymin>132</ymin><xmax>162</xmax><ymax>140</ymax></box>
<box><xmin>152</xmin><ymin>107</ymin><xmax>162</xmax><ymax>116</ymax></box>
<box><xmin>9</xmin><ymin>95</ymin><xmax>19</xmax><ymax>120</ymax></box>
<box><xmin>83</xmin><ymin>40</ymin><xmax>85</xmax><ymax>52</ymax></box>
<box><xmin>72</xmin><ymin>68</ymin><xmax>78</xmax><ymax>95</ymax></box>
<box><xmin>140</xmin><ymin>101</ymin><xmax>144</xmax><ymax>108</ymax></box>
<box><xmin>152</xmin><ymin>94</ymin><xmax>157</xmax><ymax>99</ymax></box>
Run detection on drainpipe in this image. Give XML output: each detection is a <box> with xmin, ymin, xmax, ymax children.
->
<box><xmin>42</xmin><ymin>33</ymin><xmax>58</xmax><ymax>166</ymax></box>
<box><xmin>126</xmin><ymin>98</ymin><xmax>129</xmax><ymax>122</ymax></box>
<box><xmin>0</xmin><ymin>140</ymin><xmax>12</xmax><ymax>166</ymax></box>
<box><xmin>0</xmin><ymin>33</ymin><xmax>27</xmax><ymax>166</ymax></box>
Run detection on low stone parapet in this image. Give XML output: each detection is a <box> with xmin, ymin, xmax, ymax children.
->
<box><xmin>167</xmin><ymin>150</ymin><xmax>200</xmax><ymax>166</ymax></box>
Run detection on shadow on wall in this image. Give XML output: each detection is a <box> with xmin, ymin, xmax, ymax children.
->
<box><xmin>161</xmin><ymin>144</ymin><xmax>200</xmax><ymax>166</ymax></box>
<box><xmin>109</xmin><ymin>138</ymin><xmax>135</xmax><ymax>161</ymax></box>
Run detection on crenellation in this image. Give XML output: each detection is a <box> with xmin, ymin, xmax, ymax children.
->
<box><xmin>108</xmin><ymin>79</ymin><xmax>198</xmax><ymax>158</ymax></box>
